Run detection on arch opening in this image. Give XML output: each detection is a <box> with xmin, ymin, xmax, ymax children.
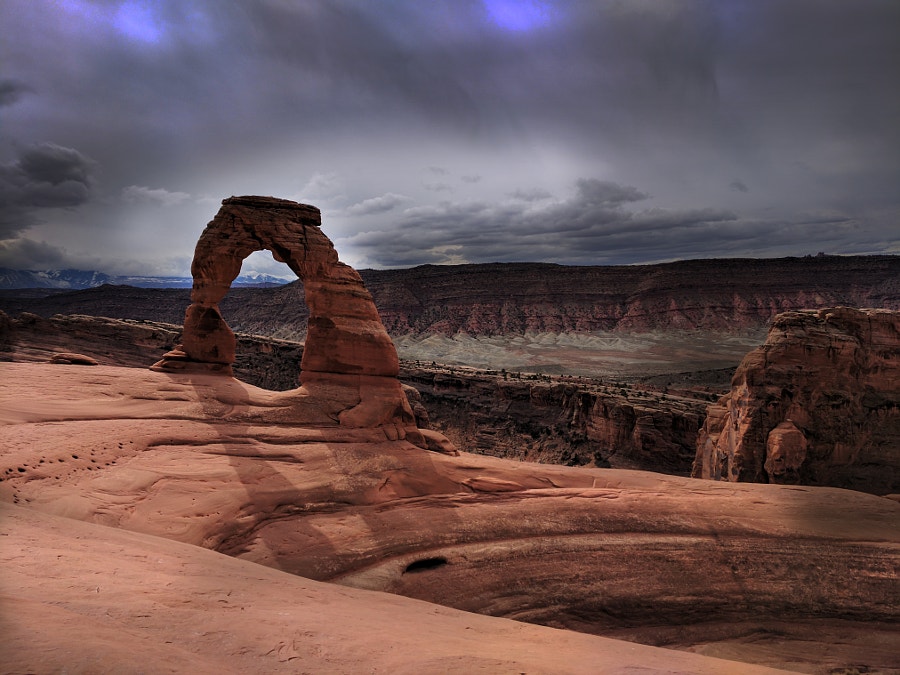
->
<box><xmin>152</xmin><ymin>195</ymin><xmax>399</xmax><ymax>382</ymax></box>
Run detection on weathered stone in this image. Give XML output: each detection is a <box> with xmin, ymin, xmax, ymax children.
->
<box><xmin>693</xmin><ymin>307</ymin><xmax>900</xmax><ymax>494</ymax></box>
<box><xmin>764</xmin><ymin>421</ymin><xmax>808</xmax><ymax>483</ymax></box>
<box><xmin>48</xmin><ymin>352</ymin><xmax>99</xmax><ymax>365</ymax></box>
<box><xmin>151</xmin><ymin>196</ymin><xmax>453</xmax><ymax>448</ymax></box>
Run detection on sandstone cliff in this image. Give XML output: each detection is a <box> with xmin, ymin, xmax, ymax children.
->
<box><xmin>364</xmin><ymin>256</ymin><xmax>900</xmax><ymax>335</ymax></box>
<box><xmin>403</xmin><ymin>365</ymin><xmax>706</xmax><ymax>475</ymax></box>
<box><xmin>693</xmin><ymin>307</ymin><xmax>900</xmax><ymax>495</ymax></box>
<box><xmin>2</xmin><ymin>255</ymin><xmax>897</xmax><ymax>338</ymax></box>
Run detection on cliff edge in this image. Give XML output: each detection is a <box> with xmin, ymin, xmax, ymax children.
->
<box><xmin>693</xmin><ymin>307</ymin><xmax>900</xmax><ymax>494</ymax></box>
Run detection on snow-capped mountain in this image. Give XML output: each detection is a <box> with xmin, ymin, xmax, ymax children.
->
<box><xmin>0</xmin><ymin>268</ymin><xmax>291</xmax><ymax>290</ymax></box>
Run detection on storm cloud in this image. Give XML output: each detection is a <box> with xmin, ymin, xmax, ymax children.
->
<box><xmin>0</xmin><ymin>143</ymin><xmax>95</xmax><ymax>235</ymax></box>
<box><xmin>0</xmin><ymin>0</ymin><xmax>897</xmax><ymax>273</ymax></box>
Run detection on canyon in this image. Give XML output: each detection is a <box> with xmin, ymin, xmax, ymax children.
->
<box><xmin>2</xmin><ymin>198</ymin><xmax>898</xmax><ymax>673</ymax></box>
<box><xmin>4</xmin><ymin>307</ymin><xmax>897</xmax><ymax>493</ymax></box>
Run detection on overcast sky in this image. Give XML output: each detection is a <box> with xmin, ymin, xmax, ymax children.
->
<box><xmin>1</xmin><ymin>0</ymin><xmax>898</xmax><ymax>276</ymax></box>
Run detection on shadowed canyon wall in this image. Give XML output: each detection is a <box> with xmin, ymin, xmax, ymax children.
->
<box><xmin>694</xmin><ymin>307</ymin><xmax>900</xmax><ymax>495</ymax></box>
<box><xmin>2</xmin><ymin>255</ymin><xmax>898</xmax><ymax>339</ymax></box>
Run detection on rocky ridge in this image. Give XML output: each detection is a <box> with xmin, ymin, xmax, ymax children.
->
<box><xmin>1</xmin><ymin>255</ymin><xmax>897</xmax><ymax>340</ymax></box>
<box><xmin>0</xmin><ymin>311</ymin><xmax>305</xmax><ymax>392</ymax></box>
<box><xmin>694</xmin><ymin>307</ymin><xmax>900</xmax><ymax>495</ymax></box>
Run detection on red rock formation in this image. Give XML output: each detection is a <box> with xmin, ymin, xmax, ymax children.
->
<box><xmin>151</xmin><ymin>196</ymin><xmax>451</xmax><ymax>448</ymax></box>
<box><xmin>4</xmin><ymin>255</ymin><xmax>898</xmax><ymax>339</ymax></box>
<box><xmin>1</xmin><ymin>362</ymin><xmax>898</xmax><ymax>673</ymax></box>
<box><xmin>693</xmin><ymin>307</ymin><xmax>900</xmax><ymax>494</ymax></box>
<box><xmin>403</xmin><ymin>365</ymin><xmax>706</xmax><ymax>474</ymax></box>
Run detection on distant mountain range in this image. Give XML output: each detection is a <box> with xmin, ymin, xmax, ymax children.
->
<box><xmin>2</xmin><ymin>255</ymin><xmax>898</xmax><ymax>338</ymax></box>
<box><xmin>0</xmin><ymin>268</ymin><xmax>291</xmax><ymax>289</ymax></box>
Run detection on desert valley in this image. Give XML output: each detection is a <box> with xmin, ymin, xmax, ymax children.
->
<box><xmin>1</xmin><ymin>196</ymin><xmax>898</xmax><ymax>674</ymax></box>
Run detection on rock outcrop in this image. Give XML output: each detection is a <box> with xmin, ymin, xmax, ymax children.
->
<box><xmin>693</xmin><ymin>307</ymin><xmax>900</xmax><ymax>494</ymax></box>
<box><xmin>151</xmin><ymin>196</ymin><xmax>438</xmax><ymax>443</ymax></box>
<box><xmin>402</xmin><ymin>365</ymin><xmax>706</xmax><ymax>474</ymax></box>
<box><xmin>0</xmin><ymin>311</ymin><xmax>305</xmax><ymax>391</ymax></box>
<box><xmin>5</xmin><ymin>503</ymin><xmax>793</xmax><ymax>675</ymax></box>
<box><xmin>1</xmin><ymin>362</ymin><xmax>898</xmax><ymax>673</ymax></box>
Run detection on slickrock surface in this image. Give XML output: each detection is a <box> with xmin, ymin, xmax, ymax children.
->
<box><xmin>694</xmin><ymin>307</ymin><xmax>900</xmax><ymax>494</ymax></box>
<box><xmin>1</xmin><ymin>503</ymin><xmax>793</xmax><ymax>675</ymax></box>
<box><xmin>2</xmin><ymin>362</ymin><xmax>898</xmax><ymax>674</ymax></box>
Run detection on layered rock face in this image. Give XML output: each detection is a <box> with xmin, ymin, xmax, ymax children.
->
<box><xmin>3</xmin><ymin>255</ymin><xmax>897</xmax><ymax>339</ymax></box>
<box><xmin>403</xmin><ymin>365</ymin><xmax>706</xmax><ymax>475</ymax></box>
<box><xmin>693</xmin><ymin>307</ymin><xmax>900</xmax><ymax>494</ymax></box>
<box><xmin>363</xmin><ymin>256</ymin><xmax>900</xmax><ymax>335</ymax></box>
<box><xmin>151</xmin><ymin>196</ymin><xmax>426</xmax><ymax>437</ymax></box>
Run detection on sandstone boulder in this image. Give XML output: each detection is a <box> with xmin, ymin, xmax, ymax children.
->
<box><xmin>693</xmin><ymin>307</ymin><xmax>900</xmax><ymax>494</ymax></box>
<box><xmin>48</xmin><ymin>352</ymin><xmax>99</xmax><ymax>365</ymax></box>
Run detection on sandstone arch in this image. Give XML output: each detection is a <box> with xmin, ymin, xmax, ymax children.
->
<box><xmin>154</xmin><ymin>195</ymin><xmax>398</xmax><ymax>379</ymax></box>
<box><xmin>151</xmin><ymin>196</ymin><xmax>450</xmax><ymax>444</ymax></box>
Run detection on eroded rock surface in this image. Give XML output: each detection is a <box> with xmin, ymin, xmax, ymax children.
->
<box><xmin>0</xmin><ymin>363</ymin><xmax>897</xmax><ymax>674</ymax></box>
<box><xmin>403</xmin><ymin>364</ymin><xmax>706</xmax><ymax>474</ymax></box>
<box><xmin>693</xmin><ymin>307</ymin><xmax>900</xmax><ymax>494</ymax></box>
<box><xmin>151</xmin><ymin>196</ymin><xmax>433</xmax><ymax>442</ymax></box>
<box><xmin>0</xmin><ymin>311</ymin><xmax>304</xmax><ymax>391</ymax></box>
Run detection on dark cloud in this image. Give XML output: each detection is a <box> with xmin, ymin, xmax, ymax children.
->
<box><xmin>0</xmin><ymin>78</ymin><xmax>31</xmax><ymax>107</ymax></box>
<box><xmin>0</xmin><ymin>237</ymin><xmax>69</xmax><ymax>269</ymax></box>
<box><xmin>510</xmin><ymin>188</ymin><xmax>554</xmax><ymax>202</ymax></box>
<box><xmin>347</xmin><ymin>179</ymin><xmax>748</xmax><ymax>267</ymax></box>
<box><xmin>0</xmin><ymin>143</ymin><xmax>96</xmax><ymax>235</ymax></box>
<box><xmin>0</xmin><ymin>1</ymin><xmax>896</xmax><ymax>272</ymax></box>
<box><xmin>575</xmin><ymin>179</ymin><xmax>648</xmax><ymax>206</ymax></box>
<box><xmin>121</xmin><ymin>185</ymin><xmax>190</xmax><ymax>206</ymax></box>
<box><xmin>345</xmin><ymin>193</ymin><xmax>410</xmax><ymax>216</ymax></box>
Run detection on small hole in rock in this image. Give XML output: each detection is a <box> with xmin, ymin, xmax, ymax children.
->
<box><xmin>403</xmin><ymin>557</ymin><xmax>448</xmax><ymax>574</ymax></box>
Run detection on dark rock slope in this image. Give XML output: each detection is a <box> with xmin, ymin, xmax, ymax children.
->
<box><xmin>693</xmin><ymin>307</ymin><xmax>900</xmax><ymax>495</ymax></box>
<box><xmin>2</xmin><ymin>255</ymin><xmax>897</xmax><ymax>338</ymax></box>
<box><xmin>401</xmin><ymin>365</ymin><xmax>707</xmax><ymax>475</ymax></box>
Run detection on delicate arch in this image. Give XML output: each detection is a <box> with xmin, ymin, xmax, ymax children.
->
<box><xmin>153</xmin><ymin>195</ymin><xmax>398</xmax><ymax>380</ymax></box>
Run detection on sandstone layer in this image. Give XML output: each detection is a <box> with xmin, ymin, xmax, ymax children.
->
<box><xmin>3</xmin><ymin>503</ymin><xmax>793</xmax><ymax>675</ymax></box>
<box><xmin>2</xmin><ymin>362</ymin><xmax>897</xmax><ymax>674</ymax></box>
<box><xmin>3</xmin><ymin>255</ymin><xmax>897</xmax><ymax>339</ymax></box>
<box><xmin>694</xmin><ymin>307</ymin><xmax>900</xmax><ymax>494</ymax></box>
<box><xmin>363</xmin><ymin>256</ymin><xmax>900</xmax><ymax>335</ymax></box>
<box><xmin>403</xmin><ymin>364</ymin><xmax>707</xmax><ymax>474</ymax></box>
